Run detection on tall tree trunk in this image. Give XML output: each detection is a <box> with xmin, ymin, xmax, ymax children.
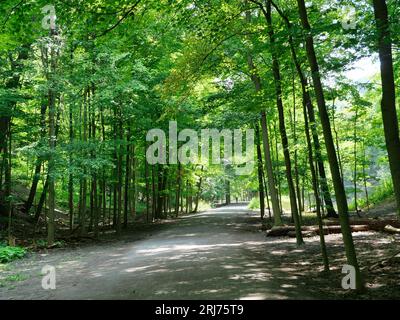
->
<box><xmin>80</xmin><ymin>89</ymin><xmax>88</xmax><ymax>236</ymax></box>
<box><xmin>68</xmin><ymin>101</ymin><xmax>74</xmax><ymax>232</ymax></box>
<box><xmin>0</xmin><ymin>44</ymin><xmax>30</xmax><ymax>217</ymax></box>
<box><xmin>261</xmin><ymin>166</ymin><xmax>271</xmax><ymax>220</ymax></box>
<box><xmin>272</xmin><ymin>122</ymin><xmax>283</xmax><ymax>214</ymax></box>
<box><xmin>353</xmin><ymin>106</ymin><xmax>359</xmax><ymax>214</ymax></box>
<box><xmin>151</xmin><ymin>165</ymin><xmax>156</xmax><ymax>221</ymax></box>
<box><xmin>34</xmin><ymin>109</ymin><xmax>61</xmax><ymax>223</ymax></box>
<box><xmin>255</xmin><ymin>124</ymin><xmax>265</xmax><ymax>220</ymax></box>
<box><xmin>145</xmin><ymin>144</ymin><xmax>150</xmax><ymax>222</ymax></box>
<box><xmin>131</xmin><ymin>143</ymin><xmax>136</xmax><ymax>219</ymax></box>
<box><xmin>372</xmin><ymin>0</ymin><xmax>400</xmax><ymax>217</ymax></box>
<box><xmin>24</xmin><ymin>101</ymin><xmax>47</xmax><ymax>214</ymax></box>
<box><xmin>116</xmin><ymin>108</ymin><xmax>123</xmax><ymax>234</ymax></box>
<box><xmin>91</xmin><ymin>87</ymin><xmax>99</xmax><ymax>238</ymax></box>
<box><xmin>245</xmin><ymin>48</ymin><xmax>281</xmax><ymax>225</ymax></box>
<box><xmin>269</xmin><ymin>0</ymin><xmax>337</xmax><ymax>218</ymax></box>
<box><xmin>297</xmin><ymin>0</ymin><xmax>362</xmax><ymax>289</ymax></box>
<box><xmin>194</xmin><ymin>166</ymin><xmax>203</xmax><ymax>213</ymax></box>
<box><xmin>261</xmin><ymin>113</ymin><xmax>282</xmax><ymax>225</ymax></box>
<box><xmin>124</xmin><ymin>128</ymin><xmax>131</xmax><ymax>229</ymax></box>
<box><xmin>47</xmin><ymin>42</ymin><xmax>56</xmax><ymax>246</ymax></box>
<box><xmin>156</xmin><ymin>165</ymin><xmax>164</xmax><ymax>219</ymax></box>
<box><xmin>303</xmin><ymin>94</ymin><xmax>330</xmax><ymax>271</ymax></box>
<box><xmin>331</xmin><ymin>99</ymin><xmax>344</xmax><ymax>183</ymax></box>
<box><xmin>5</xmin><ymin>122</ymin><xmax>12</xmax><ymax>242</ymax></box>
<box><xmin>362</xmin><ymin>141</ymin><xmax>370</xmax><ymax>211</ymax></box>
<box><xmin>264</xmin><ymin>0</ymin><xmax>303</xmax><ymax>245</ymax></box>
<box><xmin>175</xmin><ymin>163</ymin><xmax>181</xmax><ymax>217</ymax></box>
<box><xmin>225</xmin><ymin>179</ymin><xmax>231</xmax><ymax>205</ymax></box>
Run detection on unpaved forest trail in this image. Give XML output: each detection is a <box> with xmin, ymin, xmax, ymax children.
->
<box><xmin>1</xmin><ymin>205</ymin><xmax>337</xmax><ymax>300</ymax></box>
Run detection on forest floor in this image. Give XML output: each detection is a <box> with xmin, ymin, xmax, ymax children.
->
<box><xmin>0</xmin><ymin>203</ymin><xmax>399</xmax><ymax>300</ymax></box>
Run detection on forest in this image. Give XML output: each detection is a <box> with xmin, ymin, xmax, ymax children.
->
<box><xmin>0</xmin><ymin>0</ymin><xmax>400</xmax><ymax>300</ymax></box>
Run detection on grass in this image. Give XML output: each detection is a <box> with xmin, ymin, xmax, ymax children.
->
<box><xmin>0</xmin><ymin>245</ymin><xmax>27</xmax><ymax>264</ymax></box>
<box><xmin>248</xmin><ymin>195</ymin><xmax>291</xmax><ymax>212</ymax></box>
<box><xmin>34</xmin><ymin>239</ymin><xmax>66</xmax><ymax>249</ymax></box>
<box><xmin>0</xmin><ymin>273</ymin><xmax>29</xmax><ymax>288</ymax></box>
<box><xmin>5</xmin><ymin>274</ymin><xmax>28</xmax><ymax>282</ymax></box>
<box><xmin>250</xmin><ymin>179</ymin><xmax>394</xmax><ymax>217</ymax></box>
<box><xmin>349</xmin><ymin>179</ymin><xmax>394</xmax><ymax>211</ymax></box>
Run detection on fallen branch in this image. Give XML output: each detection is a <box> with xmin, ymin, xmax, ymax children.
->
<box><xmin>383</xmin><ymin>225</ymin><xmax>400</xmax><ymax>234</ymax></box>
<box><xmin>267</xmin><ymin>218</ymin><xmax>400</xmax><ymax>237</ymax></box>
<box><xmin>368</xmin><ymin>251</ymin><xmax>400</xmax><ymax>271</ymax></box>
<box><xmin>267</xmin><ymin>224</ymin><xmax>369</xmax><ymax>237</ymax></box>
<box><xmin>325</xmin><ymin>218</ymin><xmax>400</xmax><ymax>231</ymax></box>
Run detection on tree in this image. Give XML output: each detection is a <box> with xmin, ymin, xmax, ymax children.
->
<box><xmin>296</xmin><ymin>0</ymin><xmax>362</xmax><ymax>290</ymax></box>
<box><xmin>372</xmin><ymin>0</ymin><xmax>400</xmax><ymax>218</ymax></box>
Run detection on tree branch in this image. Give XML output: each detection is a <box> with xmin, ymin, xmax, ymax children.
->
<box><xmin>95</xmin><ymin>0</ymin><xmax>141</xmax><ymax>38</ymax></box>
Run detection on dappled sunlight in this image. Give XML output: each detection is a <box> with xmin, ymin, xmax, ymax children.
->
<box><xmin>270</xmin><ymin>250</ymin><xmax>288</xmax><ymax>256</ymax></box>
<box><xmin>125</xmin><ymin>266</ymin><xmax>152</xmax><ymax>273</ymax></box>
<box><xmin>229</xmin><ymin>272</ymin><xmax>272</xmax><ymax>281</ymax></box>
<box><xmin>135</xmin><ymin>243</ymin><xmax>244</xmax><ymax>256</ymax></box>
<box><xmin>239</xmin><ymin>292</ymin><xmax>289</xmax><ymax>299</ymax></box>
<box><xmin>3</xmin><ymin>204</ymin><xmax>399</xmax><ymax>300</ymax></box>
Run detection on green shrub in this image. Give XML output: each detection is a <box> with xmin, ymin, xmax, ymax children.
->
<box><xmin>350</xmin><ymin>179</ymin><xmax>394</xmax><ymax>210</ymax></box>
<box><xmin>248</xmin><ymin>197</ymin><xmax>260</xmax><ymax>210</ymax></box>
<box><xmin>0</xmin><ymin>246</ymin><xmax>27</xmax><ymax>263</ymax></box>
<box><xmin>35</xmin><ymin>239</ymin><xmax>65</xmax><ymax>249</ymax></box>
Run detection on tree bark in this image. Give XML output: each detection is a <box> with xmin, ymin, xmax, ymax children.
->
<box><xmin>372</xmin><ymin>0</ymin><xmax>400</xmax><ymax>217</ymax></box>
<box><xmin>255</xmin><ymin>125</ymin><xmax>265</xmax><ymax>219</ymax></box>
<box><xmin>297</xmin><ymin>0</ymin><xmax>362</xmax><ymax>289</ymax></box>
<box><xmin>264</xmin><ymin>0</ymin><xmax>303</xmax><ymax>245</ymax></box>
<box><xmin>269</xmin><ymin>0</ymin><xmax>337</xmax><ymax>218</ymax></box>
<box><xmin>245</xmin><ymin>48</ymin><xmax>282</xmax><ymax>225</ymax></box>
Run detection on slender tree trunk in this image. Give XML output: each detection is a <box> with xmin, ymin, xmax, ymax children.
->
<box><xmin>261</xmin><ymin>113</ymin><xmax>282</xmax><ymax>225</ymax></box>
<box><xmin>269</xmin><ymin>0</ymin><xmax>337</xmax><ymax>218</ymax></box>
<box><xmin>124</xmin><ymin>128</ymin><xmax>131</xmax><ymax>229</ymax></box>
<box><xmin>145</xmin><ymin>145</ymin><xmax>150</xmax><ymax>222</ymax></box>
<box><xmin>151</xmin><ymin>165</ymin><xmax>156</xmax><ymax>221</ymax></box>
<box><xmin>194</xmin><ymin>165</ymin><xmax>203</xmax><ymax>213</ymax></box>
<box><xmin>0</xmin><ymin>44</ymin><xmax>29</xmax><ymax>217</ymax></box>
<box><xmin>225</xmin><ymin>179</ymin><xmax>231</xmax><ymax>205</ymax></box>
<box><xmin>156</xmin><ymin>165</ymin><xmax>163</xmax><ymax>219</ymax></box>
<box><xmin>185</xmin><ymin>180</ymin><xmax>190</xmax><ymax>213</ymax></box>
<box><xmin>362</xmin><ymin>141</ymin><xmax>370</xmax><ymax>211</ymax></box>
<box><xmin>91</xmin><ymin>87</ymin><xmax>99</xmax><ymax>238</ymax></box>
<box><xmin>264</xmin><ymin>0</ymin><xmax>303</xmax><ymax>245</ymax></box>
<box><xmin>47</xmin><ymin>77</ymin><xmax>56</xmax><ymax>246</ymax></box>
<box><xmin>303</xmin><ymin>94</ymin><xmax>330</xmax><ymax>271</ymax></box>
<box><xmin>255</xmin><ymin>124</ymin><xmax>265</xmax><ymax>219</ymax></box>
<box><xmin>331</xmin><ymin>99</ymin><xmax>344</xmax><ymax>182</ymax></box>
<box><xmin>131</xmin><ymin>143</ymin><xmax>136</xmax><ymax>219</ymax></box>
<box><xmin>261</xmin><ymin>167</ymin><xmax>271</xmax><ymax>221</ymax></box>
<box><xmin>5</xmin><ymin>122</ymin><xmax>12</xmax><ymax>242</ymax></box>
<box><xmin>290</xmin><ymin>72</ymin><xmax>303</xmax><ymax>217</ymax></box>
<box><xmin>80</xmin><ymin>89</ymin><xmax>88</xmax><ymax>236</ymax></box>
<box><xmin>272</xmin><ymin>122</ymin><xmax>283</xmax><ymax>214</ymax></box>
<box><xmin>46</xmin><ymin>28</ymin><xmax>58</xmax><ymax>245</ymax></box>
<box><xmin>297</xmin><ymin>0</ymin><xmax>362</xmax><ymax>289</ymax></box>
<box><xmin>24</xmin><ymin>102</ymin><xmax>47</xmax><ymax>214</ymax></box>
<box><xmin>245</xmin><ymin>48</ymin><xmax>281</xmax><ymax>225</ymax></box>
<box><xmin>372</xmin><ymin>0</ymin><xmax>400</xmax><ymax>217</ymax></box>
<box><xmin>353</xmin><ymin>106</ymin><xmax>359</xmax><ymax>214</ymax></box>
<box><xmin>68</xmin><ymin>101</ymin><xmax>74</xmax><ymax>232</ymax></box>
<box><xmin>116</xmin><ymin>109</ymin><xmax>123</xmax><ymax>235</ymax></box>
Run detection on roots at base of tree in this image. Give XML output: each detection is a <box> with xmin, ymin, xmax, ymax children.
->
<box><xmin>324</xmin><ymin>209</ymin><xmax>339</xmax><ymax>219</ymax></box>
<box><xmin>266</xmin><ymin>218</ymin><xmax>400</xmax><ymax>237</ymax></box>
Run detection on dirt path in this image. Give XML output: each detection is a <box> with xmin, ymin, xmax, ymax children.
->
<box><xmin>1</xmin><ymin>204</ymin><xmax>399</xmax><ymax>300</ymax></box>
